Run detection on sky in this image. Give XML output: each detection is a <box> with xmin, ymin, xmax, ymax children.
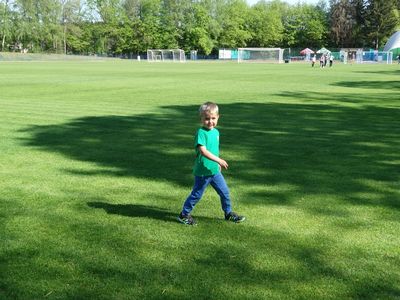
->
<box><xmin>247</xmin><ymin>0</ymin><xmax>322</xmax><ymax>6</ymax></box>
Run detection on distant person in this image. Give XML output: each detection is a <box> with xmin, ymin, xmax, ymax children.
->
<box><xmin>311</xmin><ymin>55</ymin><xmax>316</xmax><ymax>67</ymax></box>
<box><xmin>177</xmin><ymin>102</ymin><xmax>245</xmax><ymax>225</ymax></box>
<box><xmin>397</xmin><ymin>55</ymin><xmax>400</xmax><ymax>64</ymax></box>
<box><xmin>320</xmin><ymin>55</ymin><xmax>325</xmax><ymax>68</ymax></box>
<box><xmin>329</xmin><ymin>55</ymin><xmax>334</xmax><ymax>67</ymax></box>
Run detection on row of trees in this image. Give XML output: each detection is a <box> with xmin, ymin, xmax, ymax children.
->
<box><xmin>0</xmin><ymin>0</ymin><xmax>399</xmax><ymax>56</ymax></box>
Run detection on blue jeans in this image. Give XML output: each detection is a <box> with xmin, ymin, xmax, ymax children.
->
<box><xmin>181</xmin><ymin>172</ymin><xmax>232</xmax><ymax>216</ymax></box>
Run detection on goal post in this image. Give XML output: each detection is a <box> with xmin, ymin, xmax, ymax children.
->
<box><xmin>237</xmin><ymin>48</ymin><xmax>284</xmax><ymax>63</ymax></box>
<box><xmin>147</xmin><ymin>49</ymin><xmax>186</xmax><ymax>62</ymax></box>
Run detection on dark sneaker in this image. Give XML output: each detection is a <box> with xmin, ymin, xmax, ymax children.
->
<box><xmin>225</xmin><ymin>212</ymin><xmax>245</xmax><ymax>223</ymax></box>
<box><xmin>177</xmin><ymin>213</ymin><xmax>197</xmax><ymax>225</ymax></box>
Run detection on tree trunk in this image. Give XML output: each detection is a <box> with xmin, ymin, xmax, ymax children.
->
<box><xmin>64</xmin><ymin>23</ymin><xmax>67</xmax><ymax>54</ymax></box>
<box><xmin>2</xmin><ymin>0</ymin><xmax>8</xmax><ymax>51</ymax></box>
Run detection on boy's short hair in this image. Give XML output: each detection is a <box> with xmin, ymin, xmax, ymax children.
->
<box><xmin>199</xmin><ymin>102</ymin><xmax>219</xmax><ymax>116</ymax></box>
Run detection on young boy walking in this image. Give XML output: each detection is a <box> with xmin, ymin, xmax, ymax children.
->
<box><xmin>178</xmin><ymin>102</ymin><xmax>245</xmax><ymax>225</ymax></box>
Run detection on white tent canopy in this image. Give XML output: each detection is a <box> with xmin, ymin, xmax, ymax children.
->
<box><xmin>316</xmin><ymin>47</ymin><xmax>331</xmax><ymax>54</ymax></box>
<box><xmin>383</xmin><ymin>31</ymin><xmax>400</xmax><ymax>52</ymax></box>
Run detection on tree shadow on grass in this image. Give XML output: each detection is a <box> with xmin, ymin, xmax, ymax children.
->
<box><xmin>87</xmin><ymin>201</ymin><xmax>178</xmax><ymax>223</ymax></box>
<box><xmin>332</xmin><ymin>80</ymin><xmax>400</xmax><ymax>91</ymax></box>
<box><xmin>21</xmin><ymin>100</ymin><xmax>400</xmax><ymax>212</ymax></box>
<box><xmin>353</xmin><ymin>69</ymin><xmax>400</xmax><ymax>76</ymax></box>
<box><xmin>21</xmin><ymin>106</ymin><xmax>198</xmax><ymax>187</ymax></box>
<box><xmin>331</xmin><ymin>68</ymin><xmax>400</xmax><ymax>91</ymax></box>
<box><xmin>86</xmin><ymin>201</ymin><xmax>216</xmax><ymax>223</ymax></box>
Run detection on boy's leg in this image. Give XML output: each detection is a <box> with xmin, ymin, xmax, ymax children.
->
<box><xmin>209</xmin><ymin>173</ymin><xmax>232</xmax><ymax>215</ymax></box>
<box><xmin>181</xmin><ymin>176</ymin><xmax>211</xmax><ymax>216</ymax></box>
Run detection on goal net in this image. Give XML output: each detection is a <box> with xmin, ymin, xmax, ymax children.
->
<box><xmin>147</xmin><ymin>49</ymin><xmax>186</xmax><ymax>62</ymax></box>
<box><xmin>237</xmin><ymin>48</ymin><xmax>284</xmax><ymax>63</ymax></box>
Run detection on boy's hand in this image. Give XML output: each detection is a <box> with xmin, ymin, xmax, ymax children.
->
<box><xmin>218</xmin><ymin>159</ymin><xmax>228</xmax><ymax>170</ymax></box>
<box><xmin>198</xmin><ymin>145</ymin><xmax>228</xmax><ymax>170</ymax></box>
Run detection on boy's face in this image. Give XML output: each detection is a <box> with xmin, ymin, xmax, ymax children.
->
<box><xmin>201</xmin><ymin>112</ymin><xmax>219</xmax><ymax>130</ymax></box>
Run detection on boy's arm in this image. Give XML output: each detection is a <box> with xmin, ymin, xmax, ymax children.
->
<box><xmin>198</xmin><ymin>145</ymin><xmax>228</xmax><ymax>169</ymax></box>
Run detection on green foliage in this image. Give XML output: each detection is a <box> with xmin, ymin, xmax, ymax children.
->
<box><xmin>329</xmin><ymin>0</ymin><xmax>400</xmax><ymax>49</ymax></box>
<box><xmin>330</xmin><ymin>0</ymin><xmax>362</xmax><ymax>48</ymax></box>
<box><xmin>364</xmin><ymin>0</ymin><xmax>399</xmax><ymax>49</ymax></box>
<box><xmin>248</xmin><ymin>1</ymin><xmax>284</xmax><ymax>47</ymax></box>
<box><xmin>182</xmin><ymin>3</ymin><xmax>214</xmax><ymax>54</ymax></box>
<box><xmin>0</xmin><ymin>0</ymin><xmax>12</xmax><ymax>51</ymax></box>
<box><xmin>139</xmin><ymin>0</ymin><xmax>164</xmax><ymax>50</ymax></box>
<box><xmin>283</xmin><ymin>3</ymin><xmax>328</xmax><ymax>48</ymax></box>
<box><xmin>216</xmin><ymin>0</ymin><xmax>251</xmax><ymax>48</ymax></box>
<box><xmin>66</xmin><ymin>24</ymin><xmax>91</xmax><ymax>53</ymax></box>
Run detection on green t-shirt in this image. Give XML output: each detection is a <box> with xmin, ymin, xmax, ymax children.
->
<box><xmin>193</xmin><ymin>127</ymin><xmax>220</xmax><ymax>176</ymax></box>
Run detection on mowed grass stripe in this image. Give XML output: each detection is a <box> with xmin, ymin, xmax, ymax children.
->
<box><xmin>0</xmin><ymin>99</ymin><xmax>159</xmax><ymax>120</ymax></box>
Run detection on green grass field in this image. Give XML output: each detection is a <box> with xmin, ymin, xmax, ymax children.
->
<box><xmin>1</xmin><ymin>59</ymin><xmax>399</xmax><ymax>299</ymax></box>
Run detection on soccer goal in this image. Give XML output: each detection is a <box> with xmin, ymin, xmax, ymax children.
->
<box><xmin>147</xmin><ymin>49</ymin><xmax>186</xmax><ymax>62</ymax></box>
<box><xmin>237</xmin><ymin>48</ymin><xmax>284</xmax><ymax>63</ymax></box>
